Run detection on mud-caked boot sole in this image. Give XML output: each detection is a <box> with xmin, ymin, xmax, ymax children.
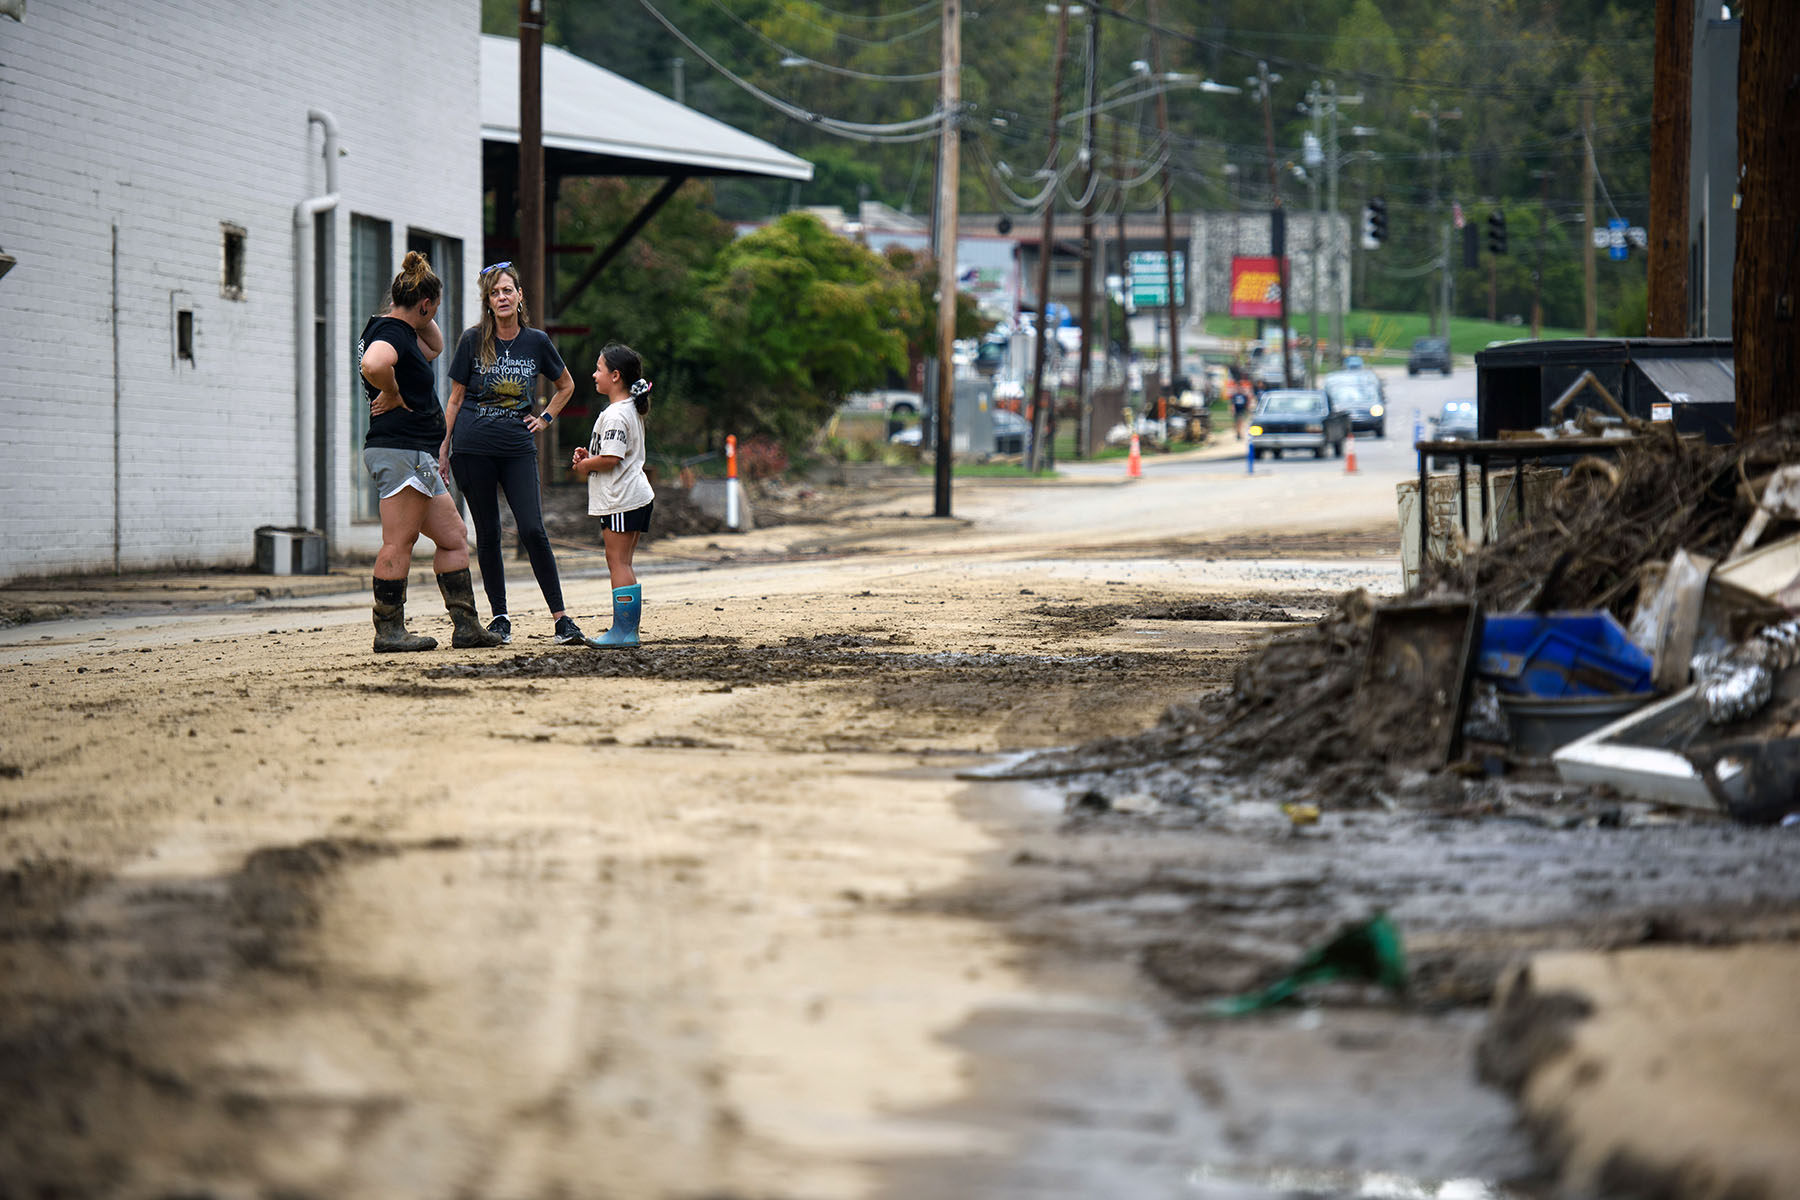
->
<box><xmin>374</xmin><ymin>631</ymin><xmax>439</xmax><ymax>653</ymax></box>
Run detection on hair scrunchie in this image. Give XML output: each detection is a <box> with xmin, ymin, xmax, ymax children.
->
<box><xmin>630</xmin><ymin>379</ymin><xmax>653</xmax><ymax>398</ymax></box>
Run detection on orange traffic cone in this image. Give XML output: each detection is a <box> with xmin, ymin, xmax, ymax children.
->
<box><xmin>1127</xmin><ymin>431</ymin><xmax>1142</xmax><ymax>478</ymax></box>
<box><xmin>1344</xmin><ymin>430</ymin><xmax>1358</xmax><ymax>474</ymax></box>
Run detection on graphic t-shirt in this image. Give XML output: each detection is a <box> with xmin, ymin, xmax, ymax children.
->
<box><xmin>359</xmin><ymin>316</ymin><xmax>445</xmax><ymax>452</ymax></box>
<box><xmin>447</xmin><ymin>327</ymin><xmax>566</xmax><ymax>456</ymax></box>
<box><xmin>587</xmin><ymin>400</ymin><xmax>656</xmax><ymax>516</ymax></box>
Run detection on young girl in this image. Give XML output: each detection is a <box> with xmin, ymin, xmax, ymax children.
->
<box><xmin>570</xmin><ymin>343</ymin><xmax>655</xmax><ymax>647</ymax></box>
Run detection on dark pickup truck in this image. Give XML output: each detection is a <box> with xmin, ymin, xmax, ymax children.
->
<box><xmin>1249</xmin><ymin>389</ymin><xmax>1351</xmax><ymax>460</ymax></box>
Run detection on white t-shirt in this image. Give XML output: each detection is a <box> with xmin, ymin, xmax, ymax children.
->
<box><xmin>586</xmin><ymin>399</ymin><xmax>656</xmax><ymax>516</ymax></box>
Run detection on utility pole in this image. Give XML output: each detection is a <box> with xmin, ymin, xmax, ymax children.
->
<box><xmin>1733</xmin><ymin>1</ymin><xmax>1800</xmax><ymax>431</ymax></box>
<box><xmin>1304</xmin><ymin>82</ymin><xmax>1324</xmax><ymax>385</ymax></box>
<box><xmin>519</xmin><ymin>0</ymin><xmax>548</xmax><ymax>485</ymax></box>
<box><xmin>1581</xmin><ymin>90</ymin><xmax>1597</xmax><ymax>337</ymax></box>
<box><xmin>1027</xmin><ymin>3</ymin><xmax>1072</xmax><ymax>473</ymax></box>
<box><xmin>1114</xmin><ymin>119</ymin><xmax>1131</xmax><ymax>373</ymax></box>
<box><xmin>1411</xmin><ymin>99</ymin><xmax>1461</xmax><ymax>337</ymax></box>
<box><xmin>1075</xmin><ymin>6</ymin><xmax>1101</xmax><ymax>459</ymax></box>
<box><xmin>1531</xmin><ymin>167</ymin><xmax>1551</xmax><ymax>337</ymax></box>
<box><xmin>1149</xmin><ymin>0</ymin><xmax>1181</xmax><ymax>408</ymax></box>
<box><xmin>1323</xmin><ymin>81</ymin><xmax>1361</xmax><ymax>370</ymax></box>
<box><xmin>932</xmin><ymin>0</ymin><xmax>961</xmax><ymax>516</ymax></box>
<box><xmin>1647</xmin><ymin>0</ymin><xmax>1691</xmax><ymax>336</ymax></box>
<box><xmin>1254</xmin><ymin>61</ymin><xmax>1292</xmax><ymax>388</ymax></box>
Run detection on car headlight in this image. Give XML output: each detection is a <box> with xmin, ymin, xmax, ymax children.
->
<box><xmin>1249</xmin><ymin>425</ymin><xmax>1263</xmax><ymax>436</ymax></box>
<box><xmin>1370</xmin><ymin>404</ymin><xmax>1384</xmax><ymax>417</ymax></box>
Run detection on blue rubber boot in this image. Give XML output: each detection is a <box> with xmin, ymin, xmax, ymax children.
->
<box><xmin>585</xmin><ymin>584</ymin><xmax>642</xmax><ymax>648</ymax></box>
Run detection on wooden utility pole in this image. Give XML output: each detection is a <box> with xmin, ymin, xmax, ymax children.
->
<box><xmin>1648</xmin><ymin>0</ymin><xmax>1693</xmax><ymax>335</ymax></box>
<box><xmin>1027</xmin><ymin>4</ymin><xmax>1072</xmax><ymax>473</ymax></box>
<box><xmin>1149</xmin><ymin>0</ymin><xmax>1181</xmax><ymax>407</ymax></box>
<box><xmin>1256</xmin><ymin>61</ymin><xmax>1292</xmax><ymax>388</ymax></box>
<box><xmin>1581</xmin><ymin>91</ymin><xmax>1597</xmax><ymax>337</ymax></box>
<box><xmin>1733</xmin><ymin>0</ymin><xmax>1800</xmax><ymax>433</ymax></box>
<box><xmin>1075</xmin><ymin>7</ymin><xmax>1101</xmax><ymax>459</ymax></box>
<box><xmin>932</xmin><ymin>0</ymin><xmax>961</xmax><ymax>516</ymax></box>
<box><xmin>519</xmin><ymin>0</ymin><xmax>548</xmax><ymax>482</ymax></box>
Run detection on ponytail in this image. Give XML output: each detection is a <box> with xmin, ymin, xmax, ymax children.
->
<box><xmin>600</xmin><ymin>342</ymin><xmax>652</xmax><ymax>415</ymax></box>
<box><xmin>390</xmin><ymin>249</ymin><xmax>442</xmax><ymax>310</ymax></box>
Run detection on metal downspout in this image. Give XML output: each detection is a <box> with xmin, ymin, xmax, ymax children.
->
<box><xmin>295</xmin><ymin>109</ymin><xmax>339</xmax><ymax>531</ymax></box>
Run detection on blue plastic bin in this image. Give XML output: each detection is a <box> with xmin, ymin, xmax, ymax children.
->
<box><xmin>1477</xmin><ymin>612</ymin><xmax>1655</xmax><ymax>698</ymax></box>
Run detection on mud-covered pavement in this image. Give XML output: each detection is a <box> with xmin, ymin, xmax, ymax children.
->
<box><xmin>4</xmin><ymin>461</ymin><xmax>1799</xmax><ymax>1199</ymax></box>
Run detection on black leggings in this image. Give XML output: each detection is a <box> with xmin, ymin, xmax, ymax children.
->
<box><xmin>451</xmin><ymin>452</ymin><xmax>564</xmax><ymax>618</ymax></box>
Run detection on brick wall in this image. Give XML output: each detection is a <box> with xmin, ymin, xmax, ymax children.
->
<box><xmin>0</xmin><ymin>0</ymin><xmax>482</xmax><ymax>582</ymax></box>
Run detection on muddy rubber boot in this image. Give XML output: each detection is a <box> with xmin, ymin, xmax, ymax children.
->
<box><xmin>584</xmin><ymin>584</ymin><xmax>642</xmax><ymax>648</ymax></box>
<box><xmin>371</xmin><ymin>577</ymin><xmax>437</xmax><ymax>653</ymax></box>
<box><xmin>437</xmin><ymin>568</ymin><xmax>505</xmax><ymax>649</ymax></box>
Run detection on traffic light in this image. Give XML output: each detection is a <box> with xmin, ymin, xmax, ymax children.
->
<box><xmin>1363</xmin><ymin>197</ymin><xmax>1388</xmax><ymax>247</ymax></box>
<box><xmin>1487</xmin><ymin>209</ymin><xmax>1507</xmax><ymax>256</ymax></box>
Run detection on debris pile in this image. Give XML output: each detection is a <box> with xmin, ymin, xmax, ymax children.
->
<box><xmin>1020</xmin><ymin>417</ymin><xmax>1800</xmax><ymax>826</ymax></box>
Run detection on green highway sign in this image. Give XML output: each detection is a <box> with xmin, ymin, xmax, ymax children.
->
<box><xmin>1128</xmin><ymin>250</ymin><xmax>1185</xmax><ymax>310</ymax></box>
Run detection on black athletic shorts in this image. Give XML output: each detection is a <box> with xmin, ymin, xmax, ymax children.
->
<box><xmin>598</xmin><ymin>502</ymin><xmax>653</xmax><ymax>534</ymax></box>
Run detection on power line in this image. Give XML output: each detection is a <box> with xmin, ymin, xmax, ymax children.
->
<box><xmin>633</xmin><ymin>0</ymin><xmax>949</xmax><ymax>140</ymax></box>
<box><xmin>696</xmin><ymin>0</ymin><xmax>944</xmax><ymax>81</ymax></box>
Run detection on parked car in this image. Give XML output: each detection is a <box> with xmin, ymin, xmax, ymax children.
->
<box><xmin>889</xmin><ymin>407</ymin><xmax>1032</xmax><ymax>456</ymax></box>
<box><xmin>1249</xmin><ymin>389</ymin><xmax>1351</xmax><ymax>460</ymax></box>
<box><xmin>1429</xmin><ymin>398</ymin><xmax>1479</xmax><ymax>467</ymax></box>
<box><xmin>1322</xmin><ymin>370</ymin><xmax>1386</xmax><ymax>437</ymax></box>
<box><xmin>1408</xmin><ymin>336</ymin><xmax>1452</xmax><ymax>377</ymax></box>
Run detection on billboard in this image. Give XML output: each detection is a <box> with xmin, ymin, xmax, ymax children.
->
<box><xmin>1229</xmin><ymin>256</ymin><xmax>1287</xmax><ymax>318</ymax></box>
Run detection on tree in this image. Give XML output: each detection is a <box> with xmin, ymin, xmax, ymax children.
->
<box><xmin>690</xmin><ymin>212</ymin><xmax>915</xmax><ymax>444</ymax></box>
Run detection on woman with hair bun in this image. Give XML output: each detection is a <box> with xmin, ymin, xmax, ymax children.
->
<box><xmin>570</xmin><ymin>342</ymin><xmax>655</xmax><ymax>647</ymax></box>
<box><xmin>357</xmin><ymin>250</ymin><xmax>504</xmax><ymax>653</ymax></box>
<box><xmin>433</xmin><ymin>262</ymin><xmax>583</xmax><ymax>646</ymax></box>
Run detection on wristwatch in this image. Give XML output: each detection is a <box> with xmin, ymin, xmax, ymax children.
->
<box><xmin>538</xmin><ymin>409</ymin><xmax>555</xmax><ymax>424</ymax></box>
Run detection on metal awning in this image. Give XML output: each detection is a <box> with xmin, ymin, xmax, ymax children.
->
<box><xmin>1632</xmin><ymin>354</ymin><xmax>1735</xmax><ymax>406</ymax></box>
<box><xmin>480</xmin><ymin>35</ymin><xmax>812</xmax><ymax>183</ymax></box>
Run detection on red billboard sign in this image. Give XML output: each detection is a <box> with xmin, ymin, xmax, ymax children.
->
<box><xmin>1229</xmin><ymin>256</ymin><xmax>1286</xmax><ymax>318</ymax></box>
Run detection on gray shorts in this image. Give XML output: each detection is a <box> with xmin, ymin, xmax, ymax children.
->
<box><xmin>362</xmin><ymin>448</ymin><xmax>448</xmax><ymax>500</ymax></box>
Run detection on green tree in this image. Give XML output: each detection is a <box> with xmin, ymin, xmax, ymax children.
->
<box><xmin>690</xmin><ymin>212</ymin><xmax>915</xmax><ymax>443</ymax></box>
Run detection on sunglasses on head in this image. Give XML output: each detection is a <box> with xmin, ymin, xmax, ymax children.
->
<box><xmin>481</xmin><ymin>261</ymin><xmax>513</xmax><ymax>277</ymax></box>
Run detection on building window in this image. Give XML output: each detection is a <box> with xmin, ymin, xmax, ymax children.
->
<box><xmin>221</xmin><ymin>223</ymin><xmax>246</xmax><ymax>300</ymax></box>
<box><xmin>176</xmin><ymin>309</ymin><xmax>195</xmax><ymax>363</ymax></box>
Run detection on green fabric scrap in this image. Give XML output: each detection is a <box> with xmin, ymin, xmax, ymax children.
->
<box><xmin>1208</xmin><ymin>912</ymin><xmax>1408</xmax><ymax>1017</ymax></box>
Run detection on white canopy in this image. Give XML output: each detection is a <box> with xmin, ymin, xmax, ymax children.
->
<box><xmin>481</xmin><ymin>35</ymin><xmax>813</xmax><ymax>182</ymax></box>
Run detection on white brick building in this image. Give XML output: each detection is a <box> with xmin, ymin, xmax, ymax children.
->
<box><xmin>0</xmin><ymin>0</ymin><xmax>483</xmax><ymax>583</ymax></box>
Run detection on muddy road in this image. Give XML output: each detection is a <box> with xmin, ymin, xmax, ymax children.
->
<box><xmin>4</xmin><ymin>464</ymin><xmax>1799</xmax><ymax>1199</ymax></box>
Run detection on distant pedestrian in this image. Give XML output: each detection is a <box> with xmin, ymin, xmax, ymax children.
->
<box><xmin>570</xmin><ymin>343</ymin><xmax>655</xmax><ymax>648</ymax></box>
<box><xmin>437</xmin><ymin>263</ymin><xmax>584</xmax><ymax>646</ymax></box>
<box><xmin>357</xmin><ymin>251</ymin><xmax>504</xmax><ymax>653</ymax></box>
<box><xmin>1229</xmin><ymin>363</ymin><xmax>1252</xmax><ymax>440</ymax></box>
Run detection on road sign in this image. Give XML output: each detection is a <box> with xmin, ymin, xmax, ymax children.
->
<box><xmin>1128</xmin><ymin>250</ymin><xmax>1185</xmax><ymax>310</ymax></box>
<box><xmin>1608</xmin><ymin>218</ymin><xmax>1629</xmax><ymax>262</ymax></box>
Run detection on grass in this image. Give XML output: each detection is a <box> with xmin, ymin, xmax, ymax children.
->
<box><xmin>1201</xmin><ymin>310</ymin><xmax>1592</xmax><ymax>363</ymax></box>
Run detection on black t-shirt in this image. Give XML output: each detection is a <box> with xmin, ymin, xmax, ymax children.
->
<box><xmin>359</xmin><ymin>315</ymin><xmax>445</xmax><ymax>452</ymax></box>
<box><xmin>447</xmin><ymin>326</ymin><xmax>567</xmax><ymax>457</ymax></box>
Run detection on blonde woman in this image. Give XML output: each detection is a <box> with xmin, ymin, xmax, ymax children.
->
<box><xmin>437</xmin><ymin>263</ymin><xmax>582</xmax><ymax>645</ymax></box>
<box><xmin>357</xmin><ymin>251</ymin><xmax>503</xmax><ymax>652</ymax></box>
